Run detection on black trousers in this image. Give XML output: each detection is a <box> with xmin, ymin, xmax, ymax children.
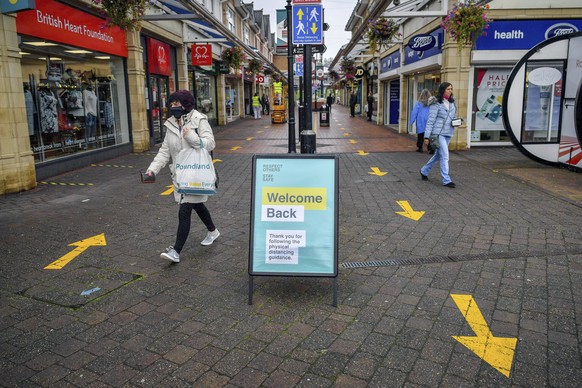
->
<box><xmin>350</xmin><ymin>105</ymin><xmax>355</xmax><ymax>117</ymax></box>
<box><xmin>417</xmin><ymin>133</ymin><xmax>425</xmax><ymax>150</ymax></box>
<box><xmin>174</xmin><ymin>202</ymin><xmax>215</xmax><ymax>253</ymax></box>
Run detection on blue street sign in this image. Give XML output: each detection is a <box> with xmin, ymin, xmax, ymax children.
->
<box><xmin>292</xmin><ymin>4</ymin><xmax>323</xmax><ymax>45</ymax></box>
<box><xmin>295</xmin><ymin>63</ymin><xmax>304</xmax><ymax>77</ymax></box>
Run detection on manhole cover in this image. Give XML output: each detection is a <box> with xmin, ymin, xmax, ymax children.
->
<box><xmin>18</xmin><ymin>266</ymin><xmax>142</xmax><ymax>309</ymax></box>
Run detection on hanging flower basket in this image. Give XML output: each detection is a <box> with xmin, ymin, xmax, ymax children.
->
<box><xmin>221</xmin><ymin>46</ymin><xmax>247</xmax><ymax>71</ymax></box>
<box><xmin>328</xmin><ymin>70</ymin><xmax>339</xmax><ymax>82</ymax></box>
<box><xmin>340</xmin><ymin>57</ymin><xmax>356</xmax><ymax>80</ymax></box>
<box><xmin>248</xmin><ymin>58</ymin><xmax>264</xmax><ymax>74</ymax></box>
<box><xmin>367</xmin><ymin>17</ymin><xmax>400</xmax><ymax>54</ymax></box>
<box><xmin>441</xmin><ymin>1</ymin><xmax>492</xmax><ymax>52</ymax></box>
<box><xmin>91</xmin><ymin>0</ymin><xmax>150</xmax><ymax>30</ymax></box>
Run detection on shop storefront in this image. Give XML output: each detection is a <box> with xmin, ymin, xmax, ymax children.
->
<box><xmin>225</xmin><ymin>75</ymin><xmax>239</xmax><ymax>121</ymax></box>
<box><xmin>379</xmin><ymin>50</ymin><xmax>401</xmax><ymax>127</ymax></box>
<box><xmin>189</xmin><ymin>43</ymin><xmax>219</xmax><ymax>126</ymax></box>
<box><xmin>402</xmin><ymin>29</ymin><xmax>443</xmax><ymax>134</ymax></box>
<box><xmin>471</xmin><ymin>19</ymin><xmax>582</xmax><ymax>146</ymax></box>
<box><xmin>143</xmin><ymin>36</ymin><xmax>177</xmax><ymax>144</ymax></box>
<box><xmin>16</xmin><ymin>0</ymin><xmax>129</xmax><ymax>164</ymax></box>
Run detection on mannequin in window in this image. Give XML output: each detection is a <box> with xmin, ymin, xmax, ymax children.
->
<box><xmin>83</xmin><ymin>86</ymin><xmax>98</xmax><ymax>143</ymax></box>
<box><xmin>24</xmin><ymin>84</ymin><xmax>37</xmax><ymax>136</ymax></box>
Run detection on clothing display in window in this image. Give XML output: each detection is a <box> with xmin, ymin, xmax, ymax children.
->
<box><xmin>39</xmin><ymin>89</ymin><xmax>58</xmax><ymax>133</ymax></box>
<box><xmin>103</xmin><ymin>101</ymin><xmax>114</xmax><ymax>129</ymax></box>
<box><xmin>61</xmin><ymin>89</ymin><xmax>84</xmax><ymax>117</ymax></box>
<box><xmin>83</xmin><ymin>87</ymin><xmax>98</xmax><ymax>139</ymax></box>
<box><xmin>24</xmin><ymin>89</ymin><xmax>36</xmax><ymax>135</ymax></box>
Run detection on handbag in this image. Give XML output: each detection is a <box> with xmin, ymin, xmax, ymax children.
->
<box><xmin>174</xmin><ymin>144</ymin><xmax>217</xmax><ymax>195</ymax></box>
<box><xmin>429</xmin><ymin>134</ymin><xmax>440</xmax><ymax>150</ymax></box>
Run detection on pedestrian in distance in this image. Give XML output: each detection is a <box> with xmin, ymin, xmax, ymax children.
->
<box><xmin>420</xmin><ymin>82</ymin><xmax>458</xmax><ymax>188</ymax></box>
<box><xmin>326</xmin><ymin>93</ymin><xmax>333</xmax><ymax>113</ymax></box>
<box><xmin>349</xmin><ymin>91</ymin><xmax>357</xmax><ymax>117</ymax></box>
<box><xmin>145</xmin><ymin>90</ymin><xmax>220</xmax><ymax>263</ymax></box>
<box><xmin>261</xmin><ymin>93</ymin><xmax>269</xmax><ymax>115</ymax></box>
<box><xmin>409</xmin><ymin>89</ymin><xmax>432</xmax><ymax>153</ymax></box>
<box><xmin>252</xmin><ymin>92</ymin><xmax>262</xmax><ymax>119</ymax></box>
<box><xmin>366</xmin><ymin>91</ymin><xmax>373</xmax><ymax>121</ymax></box>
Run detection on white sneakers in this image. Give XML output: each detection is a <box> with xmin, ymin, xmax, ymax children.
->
<box><xmin>201</xmin><ymin>229</ymin><xmax>220</xmax><ymax>246</ymax></box>
<box><xmin>161</xmin><ymin>230</ymin><xmax>220</xmax><ymax>263</ymax></box>
<box><xmin>160</xmin><ymin>246</ymin><xmax>180</xmax><ymax>263</ymax></box>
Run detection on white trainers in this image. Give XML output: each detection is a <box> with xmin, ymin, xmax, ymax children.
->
<box><xmin>201</xmin><ymin>229</ymin><xmax>220</xmax><ymax>246</ymax></box>
<box><xmin>160</xmin><ymin>246</ymin><xmax>180</xmax><ymax>263</ymax></box>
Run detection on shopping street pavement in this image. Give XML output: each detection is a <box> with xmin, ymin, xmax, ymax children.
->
<box><xmin>1</xmin><ymin>105</ymin><xmax>582</xmax><ymax>387</ymax></box>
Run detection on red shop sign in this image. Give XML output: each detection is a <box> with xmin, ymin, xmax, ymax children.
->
<box><xmin>148</xmin><ymin>38</ymin><xmax>171</xmax><ymax>76</ymax></box>
<box><xmin>15</xmin><ymin>0</ymin><xmax>128</xmax><ymax>58</ymax></box>
<box><xmin>191</xmin><ymin>44</ymin><xmax>212</xmax><ymax>66</ymax></box>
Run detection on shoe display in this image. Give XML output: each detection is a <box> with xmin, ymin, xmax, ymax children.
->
<box><xmin>160</xmin><ymin>246</ymin><xmax>180</xmax><ymax>263</ymax></box>
<box><xmin>444</xmin><ymin>182</ymin><xmax>456</xmax><ymax>188</ymax></box>
<box><xmin>420</xmin><ymin>171</ymin><xmax>428</xmax><ymax>181</ymax></box>
<box><xmin>201</xmin><ymin>229</ymin><xmax>220</xmax><ymax>246</ymax></box>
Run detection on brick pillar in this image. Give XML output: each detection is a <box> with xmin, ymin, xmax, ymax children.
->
<box><xmin>0</xmin><ymin>14</ymin><xmax>36</xmax><ymax>195</ymax></box>
<box><xmin>125</xmin><ymin>29</ymin><xmax>150</xmax><ymax>153</ymax></box>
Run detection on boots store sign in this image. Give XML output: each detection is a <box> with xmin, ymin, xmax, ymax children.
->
<box><xmin>15</xmin><ymin>0</ymin><xmax>127</xmax><ymax>57</ymax></box>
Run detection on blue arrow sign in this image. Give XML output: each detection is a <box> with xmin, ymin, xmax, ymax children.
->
<box><xmin>292</xmin><ymin>4</ymin><xmax>323</xmax><ymax>45</ymax></box>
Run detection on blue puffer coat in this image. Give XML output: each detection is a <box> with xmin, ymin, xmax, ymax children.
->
<box><xmin>424</xmin><ymin>99</ymin><xmax>457</xmax><ymax>138</ymax></box>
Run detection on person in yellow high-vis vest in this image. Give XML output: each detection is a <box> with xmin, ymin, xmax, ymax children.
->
<box><xmin>252</xmin><ymin>92</ymin><xmax>261</xmax><ymax>119</ymax></box>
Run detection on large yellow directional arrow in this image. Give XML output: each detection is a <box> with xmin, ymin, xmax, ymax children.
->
<box><xmin>213</xmin><ymin>158</ymin><xmax>223</xmax><ymax>163</ymax></box>
<box><xmin>356</xmin><ymin>150</ymin><xmax>369</xmax><ymax>156</ymax></box>
<box><xmin>246</xmin><ymin>137</ymin><xmax>254</xmax><ymax>141</ymax></box>
<box><xmin>44</xmin><ymin>233</ymin><xmax>107</xmax><ymax>270</ymax></box>
<box><xmin>231</xmin><ymin>146</ymin><xmax>242</xmax><ymax>150</ymax></box>
<box><xmin>451</xmin><ymin>294</ymin><xmax>517</xmax><ymax>378</ymax></box>
<box><xmin>349</xmin><ymin>139</ymin><xmax>358</xmax><ymax>144</ymax></box>
<box><xmin>368</xmin><ymin>167</ymin><xmax>388</xmax><ymax>176</ymax></box>
<box><xmin>161</xmin><ymin>185</ymin><xmax>174</xmax><ymax>196</ymax></box>
<box><xmin>311</xmin><ymin>23</ymin><xmax>318</xmax><ymax>34</ymax></box>
<box><xmin>297</xmin><ymin>9</ymin><xmax>304</xmax><ymax>20</ymax></box>
<box><xmin>395</xmin><ymin>200</ymin><xmax>425</xmax><ymax>221</ymax></box>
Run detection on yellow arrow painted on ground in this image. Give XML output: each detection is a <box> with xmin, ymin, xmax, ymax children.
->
<box><xmin>451</xmin><ymin>294</ymin><xmax>517</xmax><ymax>378</ymax></box>
<box><xmin>368</xmin><ymin>167</ymin><xmax>388</xmax><ymax>176</ymax></box>
<box><xmin>349</xmin><ymin>140</ymin><xmax>358</xmax><ymax>144</ymax></box>
<box><xmin>231</xmin><ymin>146</ymin><xmax>242</xmax><ymax>150</ymax></box>
<box><xmin>311</xmin><ymin>23</ymin><xmax>318</xmax><ymax>34</ymax></box>
<box><xmin>395</xmin><ymin>200</ymin><xmax>425</xmax><ymax>221</ymax></box>
<box><xmin>343</xmin><ymin>132</ymin><xmax>351</xmax><ymax>136</ymax></box>
<box><xmin>246</xmin><ymin>137</ymin><xmax>254</xmax><ymax>141</ymax></box>
<box><xmin>161</xmin><ymin>185</ymin><xmax>174</xmax><ymax>196</ymax></box>
<box><xmin>213</xmin><ymin>158</ymin><xmax>222</xmax><ymax>163</ymax></box>
<box><xmin>356</xmin><ymin>150</ymin><xmax>369</xmax><ymax>156</ymax></box>
<box><xmin>44</xmin><ymin>233</ymin><xmax>107</xmax><ymax>270</ymax></box>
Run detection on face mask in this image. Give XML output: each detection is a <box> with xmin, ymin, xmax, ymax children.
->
<box><xmin>170</xmin><ymin>106</ymin><xmax>185</xmax><ymax>119</ymax></box>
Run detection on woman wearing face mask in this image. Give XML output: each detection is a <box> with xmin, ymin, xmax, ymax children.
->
<box><xmin>145</xmin><ymin>90</ymin><xmax>220</xmax><ymax>263</ymax></box>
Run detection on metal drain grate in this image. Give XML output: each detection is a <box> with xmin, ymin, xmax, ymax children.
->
<box><xmin>341</xmin><ymin>248</ymin><xmax>582</xmax><ymax>269</ymax></box>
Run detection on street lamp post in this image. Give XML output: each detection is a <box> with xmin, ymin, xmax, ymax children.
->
<box><xmin>285</xmin><ymin>0</ymin><xmax>296</xmax><ymax>153</ymax></box>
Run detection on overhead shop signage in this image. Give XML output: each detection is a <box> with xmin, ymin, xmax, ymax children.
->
<box><xmin>404</xmin><ymin>28</ymin><xmax>443</xmax><ymax>65</ymax></box>
<box><xmin>474</xmin><ymin>19</ymin><xmax>582</xmax><ymax>51</ymax></box>
<box><xmin>380</xmin><ymin>51</ymin><xmax>401</xmax><ymax>74</ymax></box>
<box><xmin>407</xmin><ymin>33</ymin><xmax>437</xmax><ymax>51</ymax></box>
<box><xmin>148</xmin><ymin>38</ymin><xmax>171</xmax><ymax>76</ymax></box>
<box><xmin>191</xmin><ymin>44</ymin><xmax>212</xmax><ymax>66</ymax></box>
<box><xmin>15</xmin><ymin>0</ymin><xmax>127</xmax><ymax>57</ymax></box>
<box><xmin>1</xmin><ymin>0</ymin><xmax>35</xmax><ymax>13</ymax></box>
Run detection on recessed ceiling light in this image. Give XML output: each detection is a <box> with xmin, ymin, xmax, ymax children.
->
<box><xmin>49</xmin><ymin>57</ymin><xmax>62</xmax><ymax>61</ymax></box>
<box><xmin>95</xmin><ymin>56</ymin><xmax>111</xmax><ymax>60</ymax></box>
<box><xmin>23</xmin><ymin>41</ymin><xmax>59</xmax><ymax>47</ymax></box>
<box><xmin>38</xmin><ymin>57</ymin><xmax>46</xmax><ymax>60</ymax></box>
<box><xmin>65</xmin><ymin>50</ymin><xmax>93</xmax><ymax>54</ymax></box>
<box><xmin>19</xmin><ymin>52</ymin><xmax>30</xmax><ymax>55</ymax></box>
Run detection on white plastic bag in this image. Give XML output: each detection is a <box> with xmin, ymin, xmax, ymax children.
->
<box><xmin>174</xmin><ymin>147</ymin><xmax>216</xmax><ymax>195</ymax></box>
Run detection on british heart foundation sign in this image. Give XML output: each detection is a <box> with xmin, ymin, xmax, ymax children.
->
<box><xmin>191</xmin><ymin>44</ymin><xmax>212</xmax><ymax>66</ymax></box>
<box><xmin>148</xmin><ymin>38</ymin><xmax>171</xmax><ymax>76</ymax></box>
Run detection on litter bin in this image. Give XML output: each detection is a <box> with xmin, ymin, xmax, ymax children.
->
<box><xmin>319</xmin><ymin>104</ymin><xmax>329</xmax><ymax>127</ymax></box>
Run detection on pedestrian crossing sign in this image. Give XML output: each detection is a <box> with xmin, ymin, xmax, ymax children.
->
<box><xmin>292</xmin><ymin>4</ymin><xmax>323</xmax><ymax>45</ymax></box>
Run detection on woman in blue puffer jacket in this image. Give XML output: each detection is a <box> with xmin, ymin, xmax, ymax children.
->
<box><xmin>420</xmin><ymin>82</ymin><xmax>457</xmax><ymax>188</ymax></box>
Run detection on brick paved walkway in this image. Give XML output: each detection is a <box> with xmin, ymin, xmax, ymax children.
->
<box><xmin>1</xmin><ymin>106</ymin><xmax>582</xmax><ymax>387</ymax></box>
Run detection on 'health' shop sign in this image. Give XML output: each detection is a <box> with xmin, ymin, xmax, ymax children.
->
<box><xmin>249</xmin><ymin>155</ymin><xmax>338</xmax><ymax>276</ymax></box>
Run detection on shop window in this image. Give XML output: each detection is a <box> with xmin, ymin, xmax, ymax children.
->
<box><xmin>20</xmin><ymin>37</ymin><xmax>128</xmax><ymax>163</ymax></box>
<box><xmin>472</xmin><ymin>68</ymin><xmax>511</xmax><ymax>143</ymax></box>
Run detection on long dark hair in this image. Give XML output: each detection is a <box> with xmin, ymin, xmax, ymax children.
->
<box><xmin>436</xmin><ymin>82</ymin><xmax>455</xmax><ymax>104</ymax></box>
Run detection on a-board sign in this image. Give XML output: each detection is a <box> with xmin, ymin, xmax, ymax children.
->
<box><xmin>248</xmin><ymin>155</ymin><xmax>338</xmax><ymax>277</ymax></box>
